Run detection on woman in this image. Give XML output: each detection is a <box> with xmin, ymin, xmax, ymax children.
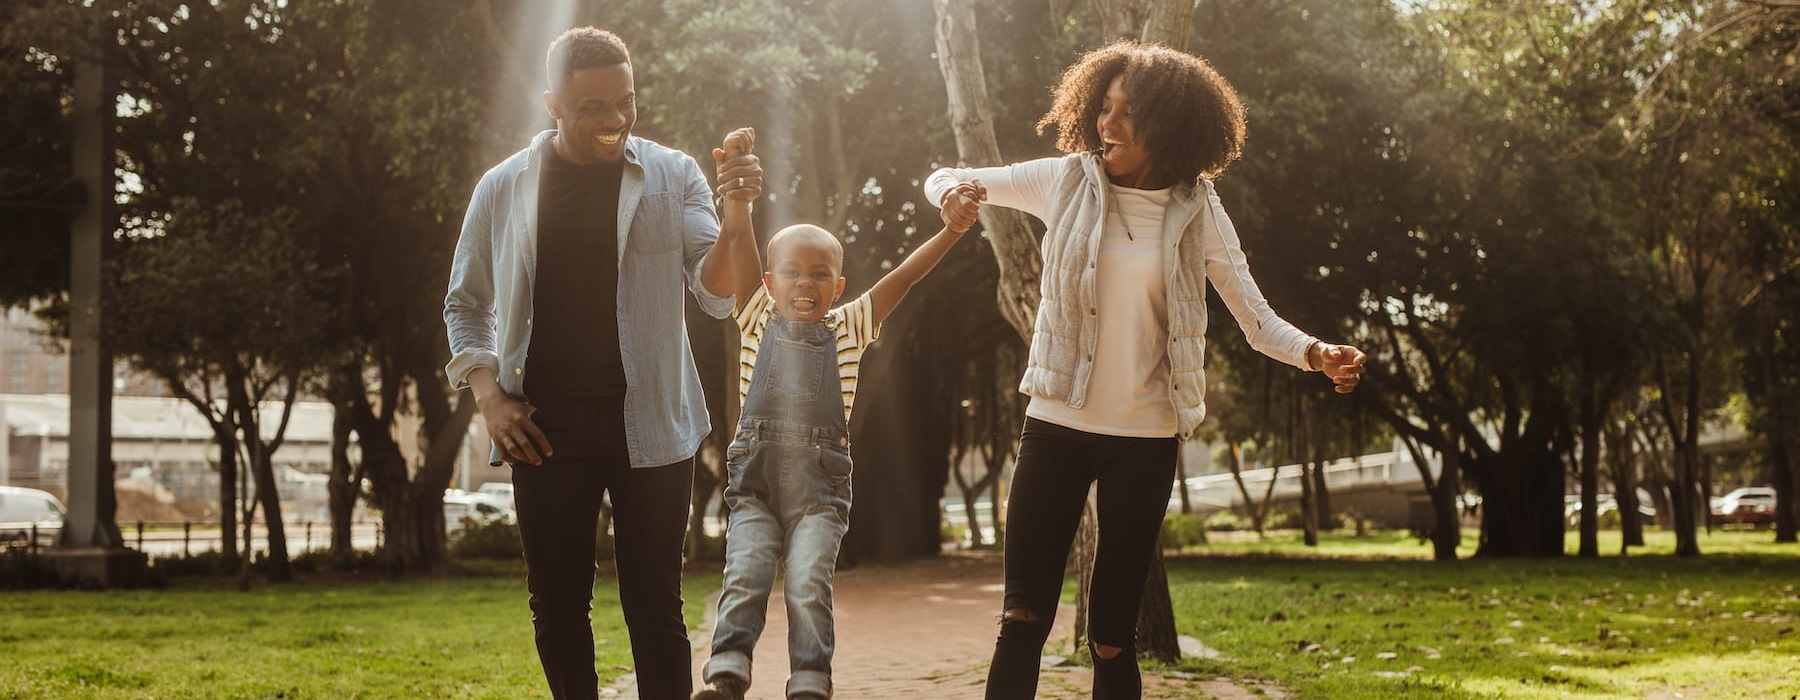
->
<box><xmin>924</xmin><ymin>41</ymin><xmax>1365</xmax><ymax>699</ymax></box>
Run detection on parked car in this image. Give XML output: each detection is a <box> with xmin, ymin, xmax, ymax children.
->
<box><xmin>0</xmin><ymin>486</ymin><xmax>66</xmax><ymax>549</ymax></box>
<box><xmin>1711</xmin><ymin>486</ymin><xmax>1778</xmax><ymax>528</ymax></box>
<box><xmin>1564</xmin><ymin>490</ymin><xmax>1657</xmax><ymax>527</ymax></box>
<box><xmin>476</xmin><ymin>481</ymin><xmax>515</xmax><ymax>508</ymax></box>
<box><xmin>443</xmin><ymin>490</ymin><xmax>517</xmax><ymax>534</ymax></box>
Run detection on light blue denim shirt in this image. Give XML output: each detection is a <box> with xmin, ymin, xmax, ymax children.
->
<box><xmin>444</xmin><ymin>131</ymin><xmax>734</xmax><ymax>468</ymax></box>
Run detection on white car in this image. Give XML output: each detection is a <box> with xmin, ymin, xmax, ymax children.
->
<box><xmin>476</xmin><ymin>481</ymin><xmax>516</xmax><ymax>508</ymax></box>
<box><xmin>443</xmin><ymin>490</ymin><xmax>517</xmax><ymax>534</ymax></box>
<box><xmin>0</xmin><ymin>486</ymin><xmax>66</xmax><ymax>549</ymax></box>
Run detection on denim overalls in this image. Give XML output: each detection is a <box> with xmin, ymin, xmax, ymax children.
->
<box><xmin>703</xmin><ymin>314</ymin><xmax>854</xmax><ymax>699</ymax></box>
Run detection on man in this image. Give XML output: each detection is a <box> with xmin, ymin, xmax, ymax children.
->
<box><xmin>443</xmin><ymin>27</ymin><xmax>762</xmax><ymax>699</ymax></box>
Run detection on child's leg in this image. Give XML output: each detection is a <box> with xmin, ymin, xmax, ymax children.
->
<box><xmin>779</xmin><ymin>503</ymin><xmax>848</xmax><ymax>699</ymax></box>
<box><xmin>704</xmin><ymin>490</ymin><xmax>785</xmax><ymax>688</ymax></box>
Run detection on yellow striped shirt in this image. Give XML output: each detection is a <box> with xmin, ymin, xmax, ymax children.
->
<box><xmin>736</xmin><ymin>285</ymin><xmax>880</xmax><ymax>423</ymax></box>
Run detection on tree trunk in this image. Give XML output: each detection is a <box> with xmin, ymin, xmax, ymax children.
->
<box><xmin>231</xmin><ymin>377</ymin><xmax>291</xmax><ymax>583</ymax></box>
<box><xmin>328</xmin><ymin>402</ymin><xmax>358</xmax><ymax>561</ymax></box>
<box><xmin>1226</xmin><ymin>441</ymin><xmax>1265</xmax><ymax>533</ymax></box>
<box><xmin>1300</xmin><ymin>458</ymin><xmax>1319</xmax><ymax>547</ymax></box>
<box><xmin>1608</xmin><ymin>422</ymin><xmax>1645</xmax><ymax>550</ymax></box>
<box><xmin>1472</xmin><ymin>446</ymin><xmax>1567</xmax><ymax>558</ymax></box>
<box><xmin>1776</xmin><ymin>431</ymin><xmax>1798</xmax><ymax>543</ymax></box>
<box><xmin>1400</xmin><ymin>434</ymin><xmax>1461</xmax><ymax>561</ymax></box>
<box><xmin>1071</xmin><ymin>496</ymin><xmax>1098</xmax><ymax>652</ymax></box>
<box><xmin>216</xmin><ymin>426</ymin><xmax>239</xmax><ymax>564</ymax></box>
<box><xmin>1757</xmin><ymin>328</ymin><xmax>1798</xmax><ymax>543</ymax></box>
<box><xmin>1175</xmin><ymin>442</ymin><xmax>1192</xmax><ymax>515</ymax></box>
<box><xmin>989</xmin><ymin>455</ymin><xmax>1005</xmax><ymax>547</ymax></box>
<box><xmin>1577</xmin><ymin>389</ymin><xmax>1602</xmax><ymax>558</ymax></box>
<box><xmin>1098</xmin><ymin>0</ymin><xmax>1199</xmax><ymax>47</ymax></box>
<box><xmin>1432</xmin><ymin>448</ymin><xmax>1463</xmax><ymax>560</ymax></box>
<box><xmin>1312</xmin><ymin>452</ymin><xmax>1333</xmax><ymax>531</ymax></box>
<box><xmin>1673</xmin><ymin>354</ymin><xmax>1704</xmax><ymax>557</ymax></box>
<box><xmin>932</xmin><ymin>0</ymin><xmax>1043</xmax><ymax>341</ymax></box>
<box><xmin>1134</xmin><ymin>534</ymin><xmax>1181</xmax><ymax>663</ymax></box>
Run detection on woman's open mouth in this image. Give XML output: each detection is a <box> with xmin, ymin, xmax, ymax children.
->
<box><xmin>1101</xmin><ymin>137</ymin><xmax>1126</xmax><ymax>162</ymax></box>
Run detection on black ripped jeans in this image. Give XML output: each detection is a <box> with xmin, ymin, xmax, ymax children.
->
<box><xmin>985</xmin><ymin>418</ymin><xmax>1178</xmax><ymax>700</ymax></box>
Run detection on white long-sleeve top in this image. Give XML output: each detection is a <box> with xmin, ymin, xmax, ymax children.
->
<box><xmin>926</xmin><ymin>155</ymin><xmax>1319</xmax><ymax>438</ymax></box>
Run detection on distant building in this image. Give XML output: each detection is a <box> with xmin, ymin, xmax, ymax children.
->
<box><xmin>0</xmin><ymin>309</ymin><xmax>503</xmax><ymax>523</ymax></box>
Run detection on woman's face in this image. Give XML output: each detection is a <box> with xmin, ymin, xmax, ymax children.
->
<box><xmin>1096</xmin><ymin>74</ymin><xmax>1156</xmax><ymax>188</ymax></box>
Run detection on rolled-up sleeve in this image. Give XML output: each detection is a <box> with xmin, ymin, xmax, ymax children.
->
<box><xmin>444</xmin><ymin>174</ymin><xmax>502</xmax><ymax>389</ymax></box>
<box><xmin>680</xmin><ymin>155</ymin><xmax>733</xmax><ymax>319</ymax></box>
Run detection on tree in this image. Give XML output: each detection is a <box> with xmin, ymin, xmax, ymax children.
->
<box><xmin>108</xmin><ymin>203</ymin><xmax>334</xmax><ymax>583</ymax></box>
<box><xmin>0</xmin><ymin>1</ymin><xmax>80</xmax><ymax>309</ymax></box>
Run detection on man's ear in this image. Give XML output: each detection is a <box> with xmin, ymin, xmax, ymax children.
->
<box><xmin>541</xmin><ymin>91</ymin><xmax>563</xmax><ymax>122</ymax></box>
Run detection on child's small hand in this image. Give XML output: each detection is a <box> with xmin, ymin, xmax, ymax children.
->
<box><xmin>941</xmin><ymin>180</ymin><xmax>986</xmax><ymax>234</ymax></box>
<box><xmin>713</xmin><ymin>127</ymin><xmax>761</xmax><ymax>202</ymax></box>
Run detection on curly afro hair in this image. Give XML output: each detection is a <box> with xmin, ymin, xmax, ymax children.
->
<box><xmin>1036</xmin><ymin>41</ymin><xmax>1247</xmax><ymax>184</ymax></box>
<box><xmin>546</xmin><ymin>27</ymin><xmax>630</xmax><ymax>92</ymax></box>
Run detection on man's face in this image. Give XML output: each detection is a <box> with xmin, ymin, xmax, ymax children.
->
<box><xmin>543</xmin><ymin>62</ymin><xmax>636</xmax><ymax>164</ymax></box>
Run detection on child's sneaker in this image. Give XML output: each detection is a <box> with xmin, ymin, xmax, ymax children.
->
<box><xmin>691</xmin><ymin>677</ymin><xmax>748</xmax><ymax>700</ymax></box>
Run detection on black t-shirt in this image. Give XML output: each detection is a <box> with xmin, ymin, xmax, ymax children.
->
<box><xmin>524</xmin><ymin>145</ymin><xmax>628</xmax><ymax>404</ymax></box>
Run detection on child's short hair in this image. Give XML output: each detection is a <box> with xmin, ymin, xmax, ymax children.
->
<box><xmin>766</xmin><ymin>224</ymin><xmax>844</xmax><ymax>271</ymax></box>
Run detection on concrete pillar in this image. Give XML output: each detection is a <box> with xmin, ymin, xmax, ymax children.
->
<box><xmin>59</xmin><ymin>48</ymin><xmax>122</xmax><ymax>550</ymax></box>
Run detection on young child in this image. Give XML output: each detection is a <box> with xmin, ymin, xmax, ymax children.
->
<box><xmin>694</xmin><ymin>130</ymin><xmax>985</xmax><ymax>700</ymax></box>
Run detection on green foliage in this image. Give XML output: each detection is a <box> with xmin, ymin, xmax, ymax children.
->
<box><xmin>1161</xmin><ymin>512</ymin><xmax>1211</xmax><ymax>548</ymax></box>
<box><xmin>148</xmin><ymin>551</ymin><xmax>238</xmax><ymax>578</ymax></box>
<box><xmin>0</xmin><ymin>550</ymin><xmax>74</xmax><ymax>590</ymax></box>
<box><xmin>0</xmin><ymin>1</ymin><xmax>78</xmax><ymax>308</ymax></box>
<box><xmin>449</xmin><ymin>518</ymin><xmax>524</xmax><ymax>562</ymax></box>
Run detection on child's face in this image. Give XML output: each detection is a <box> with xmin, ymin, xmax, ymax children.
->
<box><xmin>763</xmin><ymin>237</ymin><xmax>846</xmax><ymax>323</ymax></box>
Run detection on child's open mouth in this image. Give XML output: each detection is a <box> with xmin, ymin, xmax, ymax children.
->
<box><xmin>790</xmin><ymin>296</ymin><xmax>818</xmax><ymax>314</ymax></box>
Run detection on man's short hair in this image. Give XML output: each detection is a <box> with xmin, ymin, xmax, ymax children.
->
<box><xmin>546</xmin><ymin>27</ymin><xmax>630</xmax><ymax>91</ymax></box>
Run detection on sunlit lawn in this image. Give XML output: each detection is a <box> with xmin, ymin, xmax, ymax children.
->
<box><xmin>1159</xmin><ymin>529</ymin><xmax>1800</xmax><ymax>699</ymax></box>
<box><xmin>0</xmin><ymin>561</ymin><xmax>719</xmax><ymax>699</ymax></box>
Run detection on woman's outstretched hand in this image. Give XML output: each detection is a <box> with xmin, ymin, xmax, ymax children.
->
<box><xmin>1314</xmin><ymin>343</ymin><xmax>1366</xmax><ymax>394</ymax></box>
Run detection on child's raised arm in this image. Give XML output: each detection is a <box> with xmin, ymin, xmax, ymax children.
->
<box><xmin>866</xmin><ymin>181</ymin><xmax>985</xmax><ymax>327</ymax></box>
<box><xmin>713</xmin><ymin>128</ymin><xmax>762</xmax><ymax>315</ymax></box>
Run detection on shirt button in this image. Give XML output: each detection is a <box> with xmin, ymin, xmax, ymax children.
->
<box><xmin>514</xmin><ymin>368</ymin><xmax>523</xmax><ymax>376</ymax></box>
<box><xmin>527</xmin><ymin>317</ymin><xmax>533</xmax><ymax>325</ymax></box>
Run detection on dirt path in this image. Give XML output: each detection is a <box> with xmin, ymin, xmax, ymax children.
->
<box><xmin>606</xmin><ymin>551</ymin><xmax>1281</xmax><ymax>699</ymax></box>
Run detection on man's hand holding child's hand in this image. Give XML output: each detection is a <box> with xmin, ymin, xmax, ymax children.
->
<box><xmin>713</xmin><ymin>127</ymin><xmax>761</xmax><ymax>202</ymax></box>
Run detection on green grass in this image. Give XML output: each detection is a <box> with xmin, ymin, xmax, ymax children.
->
<box><xmin>0</xmin><ymin>563</ymin><xmax>720</xmax><ymax>699</ymax></box>
<box><xmin>1161</xmin><ymin>530</ymin><xmax>1800</xmax><ymax>699</ymax></box>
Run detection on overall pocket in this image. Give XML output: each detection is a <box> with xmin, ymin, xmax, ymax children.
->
<box><xmin>764</xmin><ymin>335</ymin><xmax>824</xmax><ymax>402</ymax></box>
